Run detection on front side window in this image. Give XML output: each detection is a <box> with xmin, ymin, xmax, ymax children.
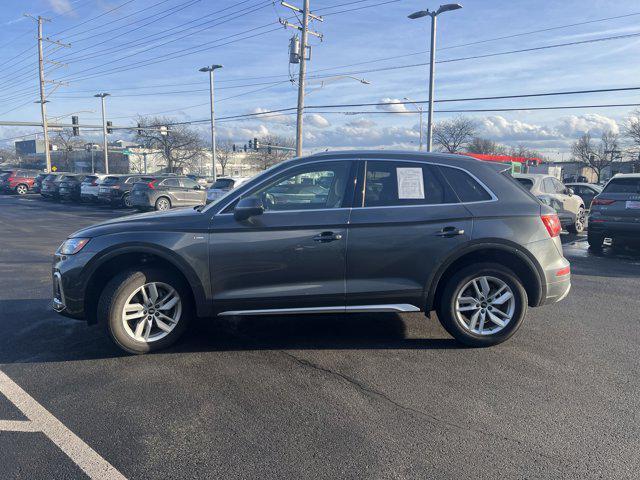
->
<box><xmin>363</xmin><ymin>161</ymin><xmax>456</xmax><ymax>207</ymax></box>
<box><xmin>162</xmin><ymin>178</ymin><xmax>180</xmax><ymax>187</ymax></box>
<box><xmin>551</xmin><ymin>178</ymin><xmax>567</xmax><ymax>194</ymax></box>
<box><xmin>180</xmin><ymin>178</ymin><xmax>198</xmax><ymax>189</ymax></box>
<box><xmin>249</xmin><ymin>161</ymin><xmax>351</xmax><ymax>211</ymax></box>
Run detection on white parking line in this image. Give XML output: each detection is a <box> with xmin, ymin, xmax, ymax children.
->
<box><xmin>0</xmin><ymin>369</ymin><xmax>126</xmax><ymax>480</ymax></box>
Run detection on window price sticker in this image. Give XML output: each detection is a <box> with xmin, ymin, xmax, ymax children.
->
<box><xmin>397</xmin><ymin>167</ymin><xmax>425</xmax><ymax>199</ymax></box>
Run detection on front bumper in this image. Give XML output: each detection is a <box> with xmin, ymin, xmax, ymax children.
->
<box><xmin>52</xmin><ymin>251</ymin><xmax>92</xmax><ymax>320</ymax></box>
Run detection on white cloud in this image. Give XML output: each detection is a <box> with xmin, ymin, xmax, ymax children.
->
<box><xmin>556</xmin><ymin>114</ymin><xmax>619</xmax><ymax>138</ymax></box>
<box><xmin>251</xmin><ymin>108</ymin><xmax>291</xmax><ymax>125</ymax></box>
<box><xmin>305</xmin><ymin>113</ymin><xmax>330</xmax><ymax>128</ymax></box>
<box><xmin>479</xmin><ymin>116</ymin><xmax>557</xmax><ymax>142</ymax></box>
<box><xmin>47</xmin><ymin>0</ymin><xmax>74</xmax><ymax>15</ymax></box>
<box><xmin>346</xmin><ymin>119</ymin><xmax>376</xmax><ymax>128</ymax></box>
<box><xmin>376</xmin><ymin>98</ymin><xmax>408</xmax><ymax>113</ymax></box>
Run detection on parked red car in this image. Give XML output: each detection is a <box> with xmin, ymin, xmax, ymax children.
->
<box><xmin>0</xmin><ymin>169</ymin><xmax>40</xmax><ymax>195</ymax></box>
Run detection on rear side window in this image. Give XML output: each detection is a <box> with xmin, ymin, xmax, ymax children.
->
<box><xmin>439</xmin><ymin>166</ymin><xmax>492</xmax><ymax>202</ymax></box>
<box><xmin>603</xmin><ymin>178</ymin><xmax>640</xmax><ymax>194</ymax></box>
<box><xmin>162</xmin><ymin>178</ymin><xmax>180</xmax><ymax>187</ymax></box>
<box><xmin>363</xmin><ymin>161</ymin><xmax>456</xmax><ymax>207</ymax></box>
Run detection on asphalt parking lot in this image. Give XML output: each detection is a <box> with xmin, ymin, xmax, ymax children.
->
<box><xmin>1</xmin><ymin>193</ymin><xmax>639</xmax><ymax>479</ymax></box>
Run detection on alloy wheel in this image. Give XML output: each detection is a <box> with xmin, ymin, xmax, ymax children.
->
<box><xmin>121</xmin><ymin>282</ymin><xmax>182</xmax><ymax>343</ymax></box>
<box><xmin>575</xmin><ymin>208</ymin><xmax>586</xmax><ymax>233</ymax></box>
<box><xmin>16</xmin><ymin>185</ymin><xmax>27</xmax><ymax>195</ymax></box>
<box><xmin>123</xmin><ymin>194</ymin><xmax>132</xmax><ymax>208</ymax></box>
<box><xmin>454</xmin><ymin>276</ymin><xmax>515</xmax><ymax>335</ymax></box>
<box><xmin>156</xmin><ymin>198</ymin><xmax>170</xmax><ymax>211</ymax></box>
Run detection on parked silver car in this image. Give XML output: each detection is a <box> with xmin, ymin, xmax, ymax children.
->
<box><xmin>206</xmin><ymin>177</ymin><xmax>250</xmax><ymax>204</ymax></box>
<box><xmin>565</xmin><ymin>182</ymin><xmax>602</xmax><ymax>210</ymax></box>
<box><xmin>80</xmin><ymin>174</ymin><xmax>108</xmax><ymax>202</ymax></box>
<box><xmin>514</xmin><ymin>174</ymin><xmax>586</xmax><ymax>233</ymax></box>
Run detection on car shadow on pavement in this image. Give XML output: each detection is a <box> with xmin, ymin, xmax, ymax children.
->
<box><xmin>0</xmin><ymin>300</ymin><xmax>460</xmax><ymax>364</ymax></box>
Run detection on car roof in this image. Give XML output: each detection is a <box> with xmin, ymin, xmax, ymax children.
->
<box><xmin>565</xmin><ymin>182</ymin><xmax>601</xmax><ymax>186</ymax></box>
<box><xmin>513</xmin><ymin>173</ymin><xmax>549</xmax><ymax>179</ymax></box>
<box><xmin>611</xmin><ymin>173</ymin><xmax>640</xmax><ymax>179</ymax></box>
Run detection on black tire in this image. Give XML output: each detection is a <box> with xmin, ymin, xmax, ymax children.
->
<box><xmin>97</xmin><ymin>268</ymin><xmax>192</xmax><ymax>354</ymax></box>
<box><xmin>436</xmin><ymin>263</ymin><xmax>528</xmax><ymax>347</ymax></box>
<box><xmin>587</xmin><ymin>231</ymin><xmax>604</xmax><ymax>251</ymax></box>
<box><xmin>567</xmin><ymin>207</ymin><xmax>585</xmax><ymax>234</ymax></box>
<box><xmin>155</xmin><ymin>196</ymin><xmax>171</xmax><ymax>211</ymax></box>
<box><xmin>15</xmin><ymin>184</ymin><xmax>28</xmax><ymax>195</ymax></box>
<box><xmin>121</xmin><ymin>193</ymin><xmax>132</xmax><ymax>208</ymax></box>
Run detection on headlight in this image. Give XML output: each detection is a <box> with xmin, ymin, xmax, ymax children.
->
<box><xmin>58</xmin><ymin>238</ymin><xmax>90</xmax><ymax>255</ymax></box>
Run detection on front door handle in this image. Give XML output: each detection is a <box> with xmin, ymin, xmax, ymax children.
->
<box><xmin>435</xmin><ymin>226</ymin><xmax>465</xmax><ymax>237</ymax></box>
<box><xmin>313</xmin><ymin>231</ymin><xmax>343</xmax><ymax>243</ymax></box>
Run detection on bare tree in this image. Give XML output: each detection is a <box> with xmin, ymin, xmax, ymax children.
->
<box><xmin>136</xmin><ymin>116</ymin><xmax>205</xmax><ymax>173</ymax></box>
<box><xmin>508</xmin><ymin>144</ymin><xmax>546</xmax><ymax>161</ymax></box>
<box><xmin>466</xmin><ymin>137</ymin><xmax>508</xmax><ymax>155</ymax></box>
<box><xmin>50</xmin><ymin>129</ymin><xmax>85</xmax><ymax>171</ymax></box>
<box><xmin>571</xmin><ymin>131</ymin><xmax>620</xmax><ymax>182</ymax></box>
<box><xmin>626</xmin><ymin>109</ymin><xmax>640</xmax><ymax>148</ymax></box>
<box><xmin>215</xmin><ymin>139</ymin><xmax>234</xmax><ymax>177</ymax></box>
<box><xmin>433</xmin><ymin>116</ymin><xmax>477</xmax><ymax>153</ymax></box>
<box><xmin>250</xmin><ymin>135</ymin><xmax>295</xmax><ymax>171</ymax></box>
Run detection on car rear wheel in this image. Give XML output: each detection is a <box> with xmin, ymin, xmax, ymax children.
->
<box><xmin>436</xmin><ymin>263</ymin><xmax>528</xmax><ymax>347</ymax></box>
<box><xmin>155</xmin><ymin>196</ymin><xmax>171</xmax><ymax>211</ymax></box>
<box><xmin>98</xmin><ymin>268</ymin><xmax>191</xmax><ymax>354</ymax></box>
<box><xmin>122</xmin><ymin>193</ymin><xmax>132</xmax><ymax>208</ymax></box>
<box><xmin>15</xmin><ymin>184</ymin><xmax>28</xmax><ymax>195</ymax></box>
<box><xmin>567</xmin><ymin>207</ymin><xmax>585</xmax><ymax>234</ymax></box>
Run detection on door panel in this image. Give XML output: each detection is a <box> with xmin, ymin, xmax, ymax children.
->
<box><xmin>346</xmin><ymin>160</ymin><xmax>473</xmax><ymax>308</ymax></box>
<box><xmin>209</xmin><ymin>160</ymin><xmax>355</xmax><ymax>313</ymax></box>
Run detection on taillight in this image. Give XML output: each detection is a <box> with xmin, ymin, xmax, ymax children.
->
<box><xmin>591</xmin><ymin>198</ymin><xmax>614</xmax><ymax>206</ymax></box>
<box><xmin>7</xmin><ymin>177</ymin><xmax>14</xmax><ymax>182</ymax></box>
<box><xmin>556</xmin><ymin>266</ymin><xmax>570</xmax><ymax>276</ymax></box>
<box><xmin>148</xmin><ymin>180</ymin><xmax>157</xmax><ymax>190</ymax></box>
<box><xmin>541</xmin><ymin>214</ymin><xmax>561</xmax><ymax>238</ymax></box>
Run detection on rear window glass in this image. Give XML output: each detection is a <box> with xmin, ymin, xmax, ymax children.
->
<box><xmin>82</xmin><ymin>176</ymin><xmax>98</xmax><ymax>183</ymax></box>
<box><xmin>515</xmin><ymin>178</ymin><xmax>534</xmax><ymax>190</ymax></box>
<box><xmin>603</xmin><ymin>178</ymin><xmax>640</xmax><ymax>194</ymax></box>
<box><xmin>439</xmin><ymin>166</ymin><xmax>492</xmax><ymax>202</ymax></box>
<box><xmin>102</xmin><ymin>176</ymin><xmax>120</xmax><ymax>185</ymax></box>
<box><xmin>212</xmin><ymin>179</ymin><xmax>235</xmax><ymax>189</ymax></box>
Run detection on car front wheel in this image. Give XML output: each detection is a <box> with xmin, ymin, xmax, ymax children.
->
<box><xmin>436</xmin><ymin>263</ymin><xmax>528</xmax><ymax>347</ymax></box>
<box><xmin>98</xmin><ymin>268</ymin><xmax>191</xmax><ymax>353</ymax></box>
<box><xmin>567</xmin><ymin>207</ymin><xmax>585</xmax><ymax>234</ymax></box>
<box><xmin>15</xmin><ymin>184</ymin><xmax>28</xmax><ymax>195</ymax></box>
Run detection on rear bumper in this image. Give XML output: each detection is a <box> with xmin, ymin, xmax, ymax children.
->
<box><xmin>131</xmin><ymin>192</ymin><xmax>154</xmax><ymax>208</ymax></box>
<box><xmin>588</xmin><ymin>219</ymin><xmax>640</xmax><ymax>237</ymax></box>
<box><xmin>540</xmin><ymin>275</ymin><xmax>571</xmax><ymax>305</ymax></box>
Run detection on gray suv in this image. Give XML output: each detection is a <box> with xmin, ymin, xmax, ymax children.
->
<box><xmin>131</xmin><ymin>176</ymin><xmax>207</xmax><ymax>211</ymax></box>
<box><xmin>52</xmin><ymin>151</ymin><xmax>571</xmax><ymax>354</ymax></box>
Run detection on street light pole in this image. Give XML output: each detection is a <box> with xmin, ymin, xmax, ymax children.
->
<box><xmin>408</xmin><ymin>4</ymin><xmax>463</xmax><ymax>152</ymax></box>
<box><xmin>199</xmin><ymin>64</ymin><xmax>223</xmax><ymax>182</ymax></box>
<box><xmin>94</xmin><ymin>93</ymin><xmax>110</xmax><ymax>174</ymax></box>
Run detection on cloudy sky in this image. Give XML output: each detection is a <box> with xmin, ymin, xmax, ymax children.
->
<box><xmin>2</xmin><ymin>0</ymin><xmax>640</xmax><ymax>158</ymax></box>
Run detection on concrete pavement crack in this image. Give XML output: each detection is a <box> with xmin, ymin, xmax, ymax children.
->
<box><xmin>280</xmin><ymin>350</ymin><xmax>583</xmax><ymax>475</ymax></box>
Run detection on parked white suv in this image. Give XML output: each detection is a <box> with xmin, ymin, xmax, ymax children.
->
<box><xmin>80</xmin><ymin>174</ymin><xmax>108</xmax><ymax>203</ymax></box>
<box><xmin>206</xmin><ymin>177</ymin><xmax>250</xmax><ymax>204</ymax></box>
<box><xmin>514</xmin><ymin>173</ymin><xmax>586</xmax><ymax>233</ymax></box>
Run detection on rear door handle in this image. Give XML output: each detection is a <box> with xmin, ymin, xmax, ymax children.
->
<box><xmin>313</xmin><ymin>231</ymin><xmax>343</xmax><ymax>243</ymax></box>
<box><xmin>435</xmin><ymin>226</ymin><xmax>465</xmax><ymax>237</ymax></box>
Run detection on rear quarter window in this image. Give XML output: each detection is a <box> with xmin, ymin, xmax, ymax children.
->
<box><xmin>515</xmin><ymin>178</ymin><xmax>534</xmax><ymax>190</ymax></box>
<box><xmin>439</xmin><ymin>166</ymin><xmax>492</xmax><ymax>202</ymax></box>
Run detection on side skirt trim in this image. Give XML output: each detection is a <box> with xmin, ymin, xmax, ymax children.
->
<box><xmin>217</xmin><ymin>304</ymin><xmax>421</xmax><ymax>317</ymax></box>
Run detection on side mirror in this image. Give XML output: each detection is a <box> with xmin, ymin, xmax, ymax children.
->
<box><xmin>234</xmin><ymin>196</ymin><xmax>264</xmax><ymax>221</ymax></box>
<box><xmin>566</xmin><ymin>187</ymin><xmax>574</xmax><ymax>196</ymax></box>
<box><xmin>194</xmin><ymin>184</ymin><xmax>202</xmax><ymax>190</ymax></box>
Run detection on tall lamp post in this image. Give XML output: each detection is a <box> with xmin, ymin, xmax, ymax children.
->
<box><xmin>404</xmin><ymin>97</ymin><xmax>424</xmax><ymax>151</ymax></box>
<box><xmin>94</xmin><ymin>93</ymin><xmax>110</xmax><ymax>173</ymax></box>
<box><xmin>199</xmin><ymin>64</ymin><xmax>223</xmax><ymax>182</ymax></box>
<box><xmin>408</xmin><ymin>3</ymin><xmax>462</xmax><ymax>152</ymax></box>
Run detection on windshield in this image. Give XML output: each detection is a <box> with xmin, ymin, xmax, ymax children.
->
<box><xmin>515</xmin><ymin>178</ymin><xmax>534</xmax><ymax>190</ymax></box>
<box><xmin>603</xmin><ymin>178</ymin><xmax>640</xmax><ymax>194</ymax></box>
<box><xmin>211</xmin><ymin>179</ymin><xmax>235</xmax><ymax>189</ymax></box>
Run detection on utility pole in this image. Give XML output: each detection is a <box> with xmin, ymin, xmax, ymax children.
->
<box><xmin>94</xmin><ymin>93</ymin><xmax>110</xmax><ymax>174</ymax></box>
<box><xmin>279</xmin><ymin>1</ymin><xmax>323</xmax><ymax>157</ymax></box>
<box><xmin>199</xmin><ymin>64</ymin><xmax>223</xmax><ymax>181</ymax></box>
<box><xmin>26</xmin><ymin>15</ymin><xmax>70</xmax><ymax>172</ymax></box>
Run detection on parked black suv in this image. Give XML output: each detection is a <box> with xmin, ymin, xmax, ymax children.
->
<box><xmin>53</xmin><ymin>151</ymin><xmax>571</xmax><ymax>354</ymax></box>
<box><xmin>131</xmin><ymin>175</ymin><xmax>207</xmax><ymax>211</ymax></box>
<box><xmin>58</xmin><ymin>174</ymin><xmax>88</xmax><ymax>202</ymax></box>
<box><xmin>98</xmin><ymin>174</ymin><xmax>153</xmax><ymax>207</ymax></box>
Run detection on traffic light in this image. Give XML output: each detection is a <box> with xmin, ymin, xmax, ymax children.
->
<box><xmin>248</xmin><ymin>139</ymin><xmax>253</xmax><ymax>149</ymax></box>
<box><xmin>254</xmin><ymin>137</ymin><xmax>259</xmax><ymax>151</ymax></box>
<box><xmin>137</xmin><ymin>122</ymin><xmax>143</xmax><ymax>136</ymax></box>
<box><xmin>106</xmin><ymin>121</ymin><xmax>113</xmax><ymax>134</ymax></box>
<box><xmin>232</xmin><ymin>144</ymin><xmax>236</xmax><ymax>152</ymax></box>
<box><xmin>243</xmin><ymin>144</ymin><xmax>247</xmax><ymax>152</ymax></box>
<box><xmin>71</xmin><ymin>115</ymin><xmax>79</xmax><ymax>136</ymax></box>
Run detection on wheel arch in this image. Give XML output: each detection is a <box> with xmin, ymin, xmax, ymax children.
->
<box><xmin>425</xmin><ymin>240</ymin><xmax>545</xmax><ymax>313</ymax></box>
<box><xmin>82</xmin><ymin>243</ymin><xmax>209</xmax><ymax>324</ymax></box>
